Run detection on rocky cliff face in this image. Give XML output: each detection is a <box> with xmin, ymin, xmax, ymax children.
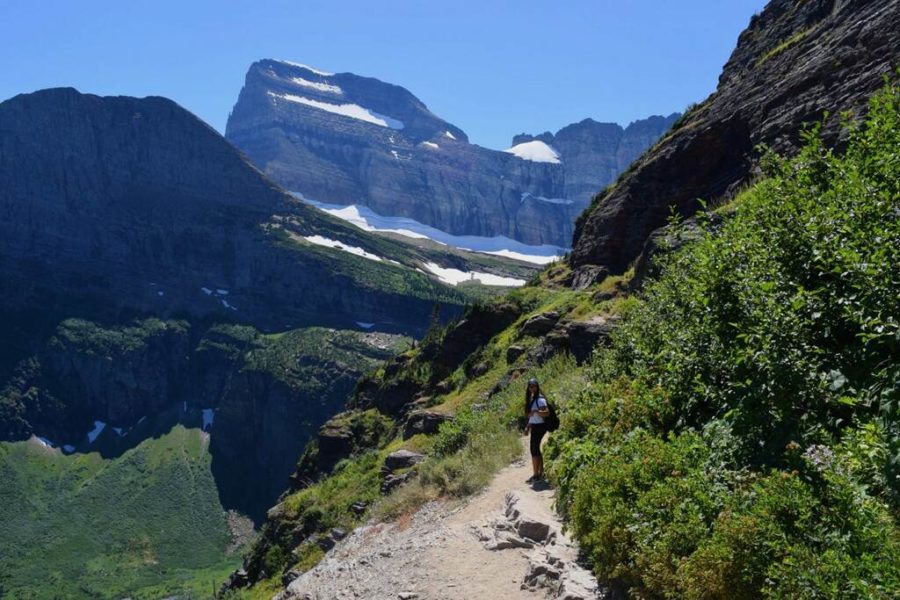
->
<box><xmin>570</xmin><ymin>0</ymin><xmax>900</xmax><ymax>273</ymax></box>
<box><xmin>0</xmin><ymin>88</ymin><xmax>463</xmax><ymax>337</ymax></box>
<box><xmin>0</xmin><ymin>317</ymin><xmax>406</xmax><ymax>521</ymax></box>
<box><xmin>514</xmin><ymin>114</ymin><xmax>680</xmax><ymax>202</ymax></box>
<box><xmin>225</xmin><ymin>60</ymin><xmax>676</xmax><ymax>247</ymax></box>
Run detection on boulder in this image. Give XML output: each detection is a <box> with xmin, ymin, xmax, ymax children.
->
<box><xmin>315</xmin><ymin>535</ymin><xmax>335</xmax><ymax>552</ymax></box>
<box><xmin>381</xmin><ymin>471</ymin><xmax>416</xmax><ymax>495</ymax></box>
<box><xmin>529</xmin><ymin>316</ymin><xmax>620</xmax><ymax>365</ymax></box>
<box><xmin>567</xmin><ymin>265</ymin><xmax>609</xmax><ymax>291</ymax></box>
<box><xmin>516</xmin><ymin>517</ymin><xmax>552</xmax><ymax>543</ymax></box>
<box><xmin>469</xmin><ymin>361</ymin><xmax>490</xmax><ymax>377</ymax></box>
<box><xmin>506</xmin><ymin>345</ymin><xmax>526</xmax><ymax>364</ymax></box>
<box><xmin>281</xmin><ymin>569</ymin><xmax>302</xmax><ymax>587</ymax></box>
<box><xmin>519</xmin><ymin>312</ymin><xmax>561</xmax><ymax>337</ymax></box>
<box><xmin>384</xmin><ymin>449</ymin><xmax>424</xmax><ymax>471</ymax></box>
<box><xmin>403</xmin><ymin>410</ymin><xmax>453</xmax><ymax>440</ymax></box>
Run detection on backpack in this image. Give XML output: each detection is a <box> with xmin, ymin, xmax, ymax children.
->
<box><xmin>544</xmin><ymin>399</ymin><xmax>560</xmax><ymax>432</ymax></box>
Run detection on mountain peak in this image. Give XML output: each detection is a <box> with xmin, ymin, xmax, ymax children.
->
<box><xmin>227</xmin><ymin>59</ymin><xmax>677</xmax><ymax>247</ymax></box>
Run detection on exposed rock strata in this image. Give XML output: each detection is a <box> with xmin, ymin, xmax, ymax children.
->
<box><xmin>571</xmin><ymin>0</ymin><xmax>900</xmax><ymax>273</ymax></box>
<box><xmin>0</xmin><ymin>88</ymin><xmax>462</xmax><ymax>336</ymax></box>
<box><xmin>0</xmin><ymin>319</ymin><xmax>400</xmax><ymax>521</ymax></box>
<box><xmin>226</xmin><ymin>59</ymin><xmax>676</xmax><ymax>246</ymax></box>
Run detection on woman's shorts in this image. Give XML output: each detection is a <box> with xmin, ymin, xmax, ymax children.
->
<box><xmin>529</xmin><ymin>423</ymin><xmax>548</xmax><ymax>457</ymax></box>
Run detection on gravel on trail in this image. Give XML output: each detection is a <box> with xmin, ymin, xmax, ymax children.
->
<box><xmin>277</xmin><ymin>436</ymin><xmax>603</xmax><ymax>600</ymax></box>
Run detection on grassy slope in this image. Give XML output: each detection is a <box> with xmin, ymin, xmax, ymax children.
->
<box><xmin>0</xmin><ymin>322</ymin><xmax>410</xmax><ymax>600</ymax></box>
<box><xmin>0</xmin><ymin>426</ymin><xmax>239</xmax><ymax>600</ymax></box>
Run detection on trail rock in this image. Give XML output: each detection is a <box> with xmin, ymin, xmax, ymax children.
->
<box><xmin>516</xmin><ymin>517</ymin><xmax>552</xmax><ymax>543</ymax></box>
<box><xmin>522</xmin><ymin>546</ymin><xmax>602</xmax><ymax>599</ymax></box>
<box><xmin>478</xmin><ymin>493</ymin><xmax>557</xmax><ymax>551</ymax></box>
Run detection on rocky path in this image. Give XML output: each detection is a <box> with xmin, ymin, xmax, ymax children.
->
<box><xmin>277</xmin><ymin>437</ymin><xmax>601</xmax><ymax>600</ymax></box>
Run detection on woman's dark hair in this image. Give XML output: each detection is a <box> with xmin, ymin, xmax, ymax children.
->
<box><xmin>524</xmin><ymin>379</ymin><xmax>542</xmax><ymax>415</ymax></box>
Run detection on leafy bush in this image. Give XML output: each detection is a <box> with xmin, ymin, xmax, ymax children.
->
<box><xmin>549</xmin><ymin>80</ymin><xmax>900</xmax><ymax>598</ymax></box>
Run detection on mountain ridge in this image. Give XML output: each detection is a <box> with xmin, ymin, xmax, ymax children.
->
<box><xmin>225</xmin><ymin>59</ymin><xmax>677</xmax><ymax>247</ymax></box>
<box><xmin>0</xmin><ymin>86</ymin><xmax>469</xmax><ymax>337</ymax></box>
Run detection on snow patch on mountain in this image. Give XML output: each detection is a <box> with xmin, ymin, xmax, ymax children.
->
<box><xmin>87</xmin><ymin>421</ymin><xmax>106</xmax><ymax>444</ymax></box>
<box><xmin>268</xmin><ymin>92</ymin><xmax>404</xmax><ymax>130</ymax></box>
<box><xmin>422</xmin><ymin>262</ymin><xmax>526</xmax><ymax>287</ymax></box>
<box><xmin>521</xmin><ymin>192</ymin><xmax>575</xmax><ymax>205</ymax></box>
<box><xmin>303</xmin><ymin>235</ymin><xmax>384</xmax><ymax>262</ymax></box>
<box><xmin>504</xmin><ymin>140</ymin><xmax>561</xmax><ymax>164</ymax></box>
<box><xmin>277</xmin><ymin>60</ymin><xmax>335</xmax><ymax>76</ymax></box>
<box><xmin>202</xmin><ymin>409</ymin><xmax>214</xmax><ymax>430</ymax></box>
<box><xmin>421</xmin><ymin>141</ymin><xmax>439</xmax><ymax>150</ymax></box>
<box><xmin>36</xmin><ymin>436</ymin><xmax>55</xmax><ymax>448</ymax></box>
<box><xmin>294</xmin><ymin>194</ymin><xmax>566</xmax><ymax>265</ymax></box>
<box><xmin>289</xmin><ymin>77</ymin><xmax>343</xmax><ymax>95</ymax></box>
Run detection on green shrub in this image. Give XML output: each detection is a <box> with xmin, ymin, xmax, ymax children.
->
<box><xmin>549</xmin><ymin>80</ymin><xmax>900</xmax><ymax>598</ymax></box>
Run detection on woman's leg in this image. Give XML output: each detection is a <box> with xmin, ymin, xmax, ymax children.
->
<box><xmin>529</xmin><ymin>425</ymin><xmax>547</xmax><ymax>478</ymax></box>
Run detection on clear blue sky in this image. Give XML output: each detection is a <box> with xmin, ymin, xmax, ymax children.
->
<box><xmin>1</xmin><ymin>0</ymin><xmax>766</xmax><ymax>150</ymax></box>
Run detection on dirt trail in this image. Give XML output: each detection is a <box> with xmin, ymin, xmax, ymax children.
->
<box><xmin>277</xmin><ymin>437</ymin><xmax>601</xmax><ymax>600</ymax></box>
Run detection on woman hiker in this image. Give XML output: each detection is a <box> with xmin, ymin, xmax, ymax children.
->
<box><xmin>523</xmin><ymin>377</ymin><xmax>550</xmax><ymax>483</ymax></box>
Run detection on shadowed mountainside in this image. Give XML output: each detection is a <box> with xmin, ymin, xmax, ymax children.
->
<box><xmin>570</xmin><ymin>0</ymin><xmax>900</xmax><ymax>274</ymax></box>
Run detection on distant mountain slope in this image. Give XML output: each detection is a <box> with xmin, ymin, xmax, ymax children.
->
<box><xmin>0</xmin><ymin>87</ymin><xmax>467</xmax><ymax>338</ymax></box>
<box><xmin>0</xmin><ymin>426</ymin><xmax>240</xmax><ymax>599</ymax></box>
<box><xmin>512</xmin><ymin>113</ymin><xmax>680</xmax><ymax>201</ymax></box>
<box><xmin>570</xmin><ymin>0</ymin><xmax>900</xmax><ymax>274</ymax></box>
<box><xmin>225</xmin><ymin>59</ymin><xmax>676</xmax><ymax>247</ymax></box>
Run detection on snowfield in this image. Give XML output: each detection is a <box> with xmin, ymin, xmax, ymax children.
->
<box><xmin>504</xmin><ymin>140</ymin><xmax>561</xmax><ymax>164</ymax></box>
<box><xmin>293</xmin><ymin>194</ymin><xmax>567</xmax><ymax>265</ymax></box>
<box><xmin>422</xmin><ymin>262</ymin><xmax>526</xmax><ymax>287</ymax></box>
<box><xmin>268</xmin><ymin>92</ymin><xmax>404</xmax><ymax>130</ymax></box>
<box><xmin>303</xmin><ymin>234</ymin><xmax>384</xmax><ymax>262</ymax></box>
<box><xmin>202</xmin><ymin>409</ymin><xmax>214</xmax><ymax>430</ymax></box>
<box><xmin>87</xmin><ymin>421</ymin><xmax>106</xmax><ymax>444</ymax></box>
<box><xmin>289</xmin><ymin>76</ymin><xmax>343</xmax><ymax>95</ymax></box>
<box><xmin>521</xmin><ymin>192</ymin><xmax>575</xmax><ymax>205</ymax></box>
<box><xmin>277</xmin><ymin>60</ymin><xmax>335</xmax><ymax>76</ymax></box>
